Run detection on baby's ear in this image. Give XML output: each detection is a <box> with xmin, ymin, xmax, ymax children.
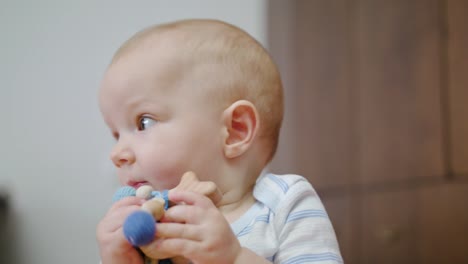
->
<box><xmin>222</xmin><ymin>100</ymin><xmax>259</xmax><ymax>159</ymax></box>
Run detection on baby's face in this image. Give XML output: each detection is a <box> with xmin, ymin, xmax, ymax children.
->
<box><xmin>99</xmin><ymin>50</ymin><xmax>225</xmax><ymax>190</ymax></box>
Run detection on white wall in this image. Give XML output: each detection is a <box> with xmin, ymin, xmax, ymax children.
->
<box><xmin>0</xmin><ymin>1</ymin><xmax>266</xmax><ymax>263</ymax></box>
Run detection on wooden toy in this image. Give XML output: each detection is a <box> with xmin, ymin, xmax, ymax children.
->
<box><xmin>113</xmin><ymin>171</ymin><xmax>222</xmax><ymax>261</ymax></box>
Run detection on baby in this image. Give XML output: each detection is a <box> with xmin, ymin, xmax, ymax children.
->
<box><xmin>96</xmin><ymin>19</ymin><xmax>342</xmax><ymax>264</ymax></box>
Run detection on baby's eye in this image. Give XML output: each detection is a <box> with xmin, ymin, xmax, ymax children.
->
<box><xmin>137</xmin><ymin>116</ymin><xmax>157</xmax><ymax>131</ymax></box>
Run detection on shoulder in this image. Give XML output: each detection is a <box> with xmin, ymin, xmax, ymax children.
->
<box><xmin>253</xmin><ymin>173</ymin><xmax>324</xmax><ymax>214</ymax></box>
<box><xmin>259</xmin><ymin>174</ymin><xmax>343</xmax><ymax>263</ymax></box>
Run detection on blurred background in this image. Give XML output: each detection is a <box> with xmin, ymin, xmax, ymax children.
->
<box><xmin>0</xmin><ymin>0</ymin><xmax>466</xmax><ymax>263</ymax></box>
<box><xmin>268</xmin><ymin>1</ymin><xmax>468</xmax><ymax>264</ymax></box>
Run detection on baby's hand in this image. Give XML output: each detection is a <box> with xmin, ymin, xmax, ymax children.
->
<box><xmin>142</xmin><ymin>190</ymin><xmax>242</xmax><ymax>264</ymax></box>
<box><xmin>96</xmin><ymin>197</ymin><xmax>146</xmax><ymax>264</ymax></box>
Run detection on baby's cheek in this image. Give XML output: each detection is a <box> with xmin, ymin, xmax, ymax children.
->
<box><xmin>142</xmin><ymin>141</ymin><xmax>193</xmax><ymax>188</ymax></box>
<box><xmin>145</xmin><ymin>160</ymin><xmax>185</xmax><ymax>190</ymax></box>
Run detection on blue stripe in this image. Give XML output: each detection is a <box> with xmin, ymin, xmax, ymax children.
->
<box><xmin>284</xmin><ymin>253</ymin><xmax>343</xmax><ymax>264</ymax></box>
<box><xmin>286</xmin><ymin>210</ymin><xmax>328</xmax><ymax>223</ymax></box>
<box><xmin>237</xmin><ymin>225</ymin><xmax>253</xmax><ymax>237</ymax></box>
<box><xmin>255</xmin><ymin>214</ymin><xmax>270</xmax><ymax>223</ymax></box>
<box><xmin>238</xmin><ymin>214</ymin><xmax>271</xmax><ymax>237</ymax></box>
<box><xmin>267</xmin><ymin>174</ymin><xmax>289</xmax><ymax>193</ymax></box>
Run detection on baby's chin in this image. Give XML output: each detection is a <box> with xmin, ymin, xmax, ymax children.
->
<box><xmin>147</xmin><ymin>178</ymin><xmax>181</xmax><ymax>191</ymax></box>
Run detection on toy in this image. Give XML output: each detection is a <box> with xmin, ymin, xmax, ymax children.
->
<box><xmin>113</xmin><ymin>171</ymin><xmax>222</xmax><ymax>261</ymax></box>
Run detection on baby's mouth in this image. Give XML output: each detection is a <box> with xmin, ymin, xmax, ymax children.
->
<box><xmin>127</xmin><ymin>181</ymin><xmax>149</xmax><ymax>189</ymax></box>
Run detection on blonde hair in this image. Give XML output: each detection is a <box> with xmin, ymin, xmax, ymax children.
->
<box><xmin>112</xmin><ymin>19</ymin><xmax>283</xmax><ymax>162</ymax></box>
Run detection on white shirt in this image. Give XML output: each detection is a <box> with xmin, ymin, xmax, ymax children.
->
<box><xmin>230</xmin><ymin>172</ymin><xmax>343</xmax><ymax>263</ymax></box>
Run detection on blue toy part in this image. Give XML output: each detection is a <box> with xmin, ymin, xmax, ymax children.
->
<box><xmin>113</xmin><ymin>186</ymin><xmax>137</xmax><ymax>202</ymax></box>
<box><xmin>150</xmin><ymin>189</ymin><xmax>169</xmax><ymax>210</ymax></box>
<box><xmin>123</xmin><ymin>211</ymin><xmax>156</xmax><ymax>246</ymax></box>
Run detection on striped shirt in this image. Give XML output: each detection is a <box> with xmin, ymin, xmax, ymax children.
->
<box><xmin>230</xmin><ymin>172</ymin><xmax>343</xmax><ymax>263</ymax></box>
<box><xmin>141</xmin><ymin>173</ymin><xmax>342</xmax><ymax>264</ymax></box>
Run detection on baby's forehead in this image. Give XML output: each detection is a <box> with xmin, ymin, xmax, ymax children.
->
<box><xmin>105</xmin><ymin>46</ymin><xmax>214</xmax><ymax>93</ymax></box>
<box><xmin>106</xmin><ymin>20</ymin><xmax>275</xmax><ymax>101</ymax></box>
<box><xmin>109</xmin><ymin>36</ymin><xmax>224</xmax><ymax>81</ymax></box>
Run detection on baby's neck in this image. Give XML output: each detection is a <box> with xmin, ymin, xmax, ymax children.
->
<box><xmin>218</xmin><ymin>186</ymin><xmax>256</xmax><ymax>223</ymax></box>
<box><xmin>216</xmin><ymin>154</ymin><xmax>266</xmax><ymax>222</ymax></box>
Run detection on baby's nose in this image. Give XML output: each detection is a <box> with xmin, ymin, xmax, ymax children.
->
<box><xmin>110</xmin><ymin>144</ymin><xmax>135</xmax><ymax>167</ymax></box>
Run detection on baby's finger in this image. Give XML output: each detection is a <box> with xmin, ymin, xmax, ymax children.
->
<box><xmin>150</xmin><ymin>237</ymin><xmax>200</xmax><ymax>259</ymax></box>
<box><xmin>108</xmin><ymin>196</ymin><xmax>146</xmax><ymax>213</ymax></box>
<box><xmin>156</xmin><ymin>222</ymin><xmax>201</xmax><ymax>241</ymax></box>
<box><xmin>161</xmin><ymin>204</ymin><xmax>203</xmax><ymax>224</ymax></box>
<box><xmin>169</xmin><ymin>190</ymin><xmax>213</xmax><ymax>208</ymax></box>
<box><xmin>103</xmin><ymin>205</ymin><xmax>143</xmax><ymax>233</ymax></box>
<box><xmin>139</xmin><ymin>238</ymin><xmax>175</xmax><ymax>260</ymax></box>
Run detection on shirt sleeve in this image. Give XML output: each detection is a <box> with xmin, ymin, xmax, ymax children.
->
<box><xmin>272</xmin><ymin>177</ymin><xmax>343</xmax><ymax>264</ymax></box>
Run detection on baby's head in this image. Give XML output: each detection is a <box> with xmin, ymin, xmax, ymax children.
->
<box><xmin>99</xmin><ymin>19</ymin><xmax>283</xmax><ymax>193</ymax></box>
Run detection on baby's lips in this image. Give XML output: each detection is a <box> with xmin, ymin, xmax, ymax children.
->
<box><xmin>126</xmin><ymin>180</ymin><xmax>150</xmax><ymax>189</ymax></box>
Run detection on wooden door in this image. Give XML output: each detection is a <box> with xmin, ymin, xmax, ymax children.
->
<box><xmin>267</xmin><ymin>1</ymin><xmax>468</xmax><ymax>263</ymax></box>
<box><xmin>415</xmin><ymin>183</ymin><xmax>468</xmax><ymax>263</ymax></box>
<box><xmin>447</xmin><ymin>0</ymin><xmax>468</xmax><ymax>178</ymax></box>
